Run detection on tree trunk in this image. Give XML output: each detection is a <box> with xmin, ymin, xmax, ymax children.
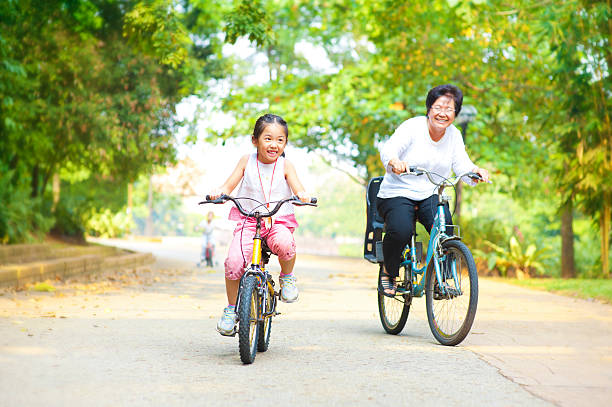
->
<box><xmin>127</xmin><ymin>182</ymin><xmax>133</xmax><ymax>235</ymax></box>
<box><xmin>30</xmin><ymin>164</ymin><xmax>39</xmax><ymax>198</ymax></box>
<box><xmin>52</xmin><ymin>173</ymin><xmax>60</xmax><ymax>213</ymax></box>
<box><xmin>560</xmin><ymin>199</ymin><xmax>576</xmax><ymax>278</ymax></box>
<box><xmin>144</xmin><ymin>175</ymin><xmax>154</xmax><ymax>236</ymax></box>
<box><xmin>601</xmin><ymin>194</ymin><xmax>610</xmax><ymax>278</ymax></box>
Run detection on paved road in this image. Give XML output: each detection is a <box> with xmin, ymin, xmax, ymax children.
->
<box><xmin>1</xmin><ymin>238</ymin><xmax>610</xmax><ymax>406</ymax></box>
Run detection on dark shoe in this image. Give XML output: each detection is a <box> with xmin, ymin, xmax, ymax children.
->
<box><xmin>379</xmin><ymin>271</ymin><xmax>397</xmax><ymax>297</ymax></box>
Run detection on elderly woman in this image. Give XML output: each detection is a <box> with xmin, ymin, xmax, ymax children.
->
<box><xmin>377</xmin><ymin>84</ymin><xmax>489</xmax><ymax>296</ymax></box>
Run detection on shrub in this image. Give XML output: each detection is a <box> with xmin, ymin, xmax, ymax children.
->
<box><xmin>86</xmin><ymin>208</ymin><xmax>134</xmax><ymax>238</ymax></box>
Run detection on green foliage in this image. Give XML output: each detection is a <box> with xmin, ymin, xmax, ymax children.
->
<box><xmin>224</xmin><ymin>0</ymin><xmax>274</xmax><ymax>46</ymax></box>
<box><xmin>51</xmin><ymin>201</ymin><xmax>86</xmax><ymax>239</ymax></box>
<box><xmin>508</xmin><ymin>278</ymin><xmax>612</xmax><ymax>304</ymax></box>
<box><xmin>481</xmin><ymin>236</ymin><xmax>549</xmax><ymax>278</ymax></box>
<box><xmin>0</xmin><ymin>169</ymin><xmax>53</xmax><ymax>243</ymax></box>
<box><xmin>0</xmin><ymin>0</ymin><xmax>226</xmax><ymax>243</ymax></box>
<box><xmin>124</xmin><ymin>0</ymin><xmax>192</xmax><ymax>68</ymax></box>
<box><xmin>86</xmin><ymin>208</ymin><xmax>134</xmax><ymax>238</ymax></box>
<box><xmin>31</xmin><ymin>281</ymin><xmax>57</xmax><ymax>292</ymax></box>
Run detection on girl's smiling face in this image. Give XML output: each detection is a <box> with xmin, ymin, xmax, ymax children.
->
<box><xmin>253</xmin><ymin>123</ymin><xmax>287</xmax><ymax>164</ymax></box>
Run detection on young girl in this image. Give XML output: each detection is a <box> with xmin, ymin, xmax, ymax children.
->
<box><xmin>208</xmin><ymin>113</ymin><xmax>310</xmax><ymax>336</ymax></box>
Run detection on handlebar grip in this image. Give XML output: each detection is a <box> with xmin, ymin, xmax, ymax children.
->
<box><xmin>199</xmin><ymin>194</ymin><xmax>228</xmax><ymax>205</ymax></box>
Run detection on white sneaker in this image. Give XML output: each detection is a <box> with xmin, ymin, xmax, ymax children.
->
<box><xmin>279</xmin><ymin>274</ymin><xmax>299</xmax><ymax>303</ymax></box>
<box><xmin>216</xmin><ymin>307</ymin><xmax>236</xmax><ymax>336</ymax></box>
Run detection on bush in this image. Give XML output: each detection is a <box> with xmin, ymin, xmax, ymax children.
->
<box><xmin>51</xmin><ymin>200</ymin><xmax>86</xmax><ymax>239</ymax></box>
<box><xmin>86</xmin><ymin>208</ymin><xmax>134</xmax><ymax>238</ymax></box>
<box><xmin>0</xmin><ymin>170</ymin><xmax>53</xmax><ymax>243</ymax></box>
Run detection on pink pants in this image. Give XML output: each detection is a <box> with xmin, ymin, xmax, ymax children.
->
<box><xmin>224</xmin><ymin>215</ymin><xmax>298</xmax><ymax>280</ymax></box>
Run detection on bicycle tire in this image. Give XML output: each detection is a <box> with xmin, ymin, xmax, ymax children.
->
<box><xmin>425</xmin><ymin>240</ymin><xmax>478</xmax><ymax>346</ymax></box>
<box><xmin>238</xmin><ymin>275</ymin><xmax>260</xmax><ymax>364</ymax></box>
<box><xmin>377</xmin><ymin>264</ymin><xmax>410</xmax><ymax>335</ymax></box>
<box><xmin>257</xmin><ymin>279</ymin><xmax>275</xmax><ymax>352</ymax></box>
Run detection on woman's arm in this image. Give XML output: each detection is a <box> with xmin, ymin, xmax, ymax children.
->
<box><xmin>380</xmin><ymin>120</ymin><xmax>413</xmax><ymax>174</ymax></box>
<box><xmin>284</xmin><ymin>159</ymin><xmax>309</xmax><ymax>202</ymax></box>
<box><xmin>208</xmin><ymin>154</ymin><xmax>249</xmax><ymax>199</ymax></box>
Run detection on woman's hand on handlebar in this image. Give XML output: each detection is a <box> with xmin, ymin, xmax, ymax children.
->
<box><xmin>388</xmin><ymin>158</ymin><xmax>408</xmax><ymax>175</ymax></box>
<box><xmin>472</xmin><ymin>167</ymin><xmax>490</xmax><ymax>183</ymax></box>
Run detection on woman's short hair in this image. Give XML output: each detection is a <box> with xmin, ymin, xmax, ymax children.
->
<box><xmin>425</xmin><ymin>84</ymin><xmax>463</xmax><ymax>116</ymax></box>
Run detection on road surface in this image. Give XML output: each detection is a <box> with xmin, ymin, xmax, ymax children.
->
<box><xmin>1</xmin><ymin>237</ymin><xmax>610</xmax><ymax>406</ymax></box>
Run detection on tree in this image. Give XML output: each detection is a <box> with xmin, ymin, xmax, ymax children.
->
<box><xmin>0</xmin><ymin>0</ymin><xmax>215</xmax><ymax>241</ymax></box>
<box><xmin>537</xmin><ymin>0</ymin><xmax>611</xmax><ymax>277</ymax></box>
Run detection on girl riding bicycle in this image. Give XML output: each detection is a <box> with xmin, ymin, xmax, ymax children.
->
<box><xmin>207</xmin><ymin>113</ymin><xmax>311</xmax><ymax>336</ymax></box>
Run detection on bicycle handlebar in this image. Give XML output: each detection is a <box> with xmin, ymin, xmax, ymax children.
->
<box><xmin>198</xmin><ymin>194</ymin><xmax>317</xmax><ymax>218</ymax></box>
<box><xmin>402</xmin><ymin>166</ymin><xmax>490</xmax><ymax>186</ymax></box>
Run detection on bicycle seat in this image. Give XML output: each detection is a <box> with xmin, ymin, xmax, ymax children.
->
<box><xmin>364</xmin><ymin>176</ymin><xmax>385</xmax><ymax>263</ymax></box>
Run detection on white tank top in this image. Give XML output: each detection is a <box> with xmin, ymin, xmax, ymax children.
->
<box><xmin>233</xmin><ymin>153</ymin><xmax>294</xmax><ymax>218</ymax></box>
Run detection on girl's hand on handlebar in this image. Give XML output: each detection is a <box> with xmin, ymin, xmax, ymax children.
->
<box><xmin>296</xmin><ymin>190</ymin><xmax>311</xmax><ymax>203</ymax></box>
<box><xmin>388</xmin><ymin>158</ymin><xmax>408</xmax><ymax>175</ymax></box>
<box><xmin>207</xmin><ymin>188</ymin><xmax>225</xmax><ymax>200</ymax></box>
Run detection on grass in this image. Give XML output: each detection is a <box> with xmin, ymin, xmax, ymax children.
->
<box><xmin>504</xmin><ymin>278</ymin><xmax>612</xmax><ymax>304</ymax></box>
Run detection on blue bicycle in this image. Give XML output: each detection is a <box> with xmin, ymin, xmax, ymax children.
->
<box><xmin>364</xmin><ymin>167</ymin><xmax>482</xmax><ymax>346</ymax></box>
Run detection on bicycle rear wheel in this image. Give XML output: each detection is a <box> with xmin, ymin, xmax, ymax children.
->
<box><xmin>377</xmin><ymin>264</ymin><xmax>410</xmax><ymax>335</ymax></box>
<box><xmin>238</xmin><ymin>274</ymin><xmax>260</xmax><ymax>364</ymax></box>
<box><xmin>257</xmin><ymin>278</ymin><xmax>275</xmax><ymax>352</ymax></box>
<box><xmin>425</xmin><ymin>240</ymin><xmax>478</xmax><ymax>346</ymax></box>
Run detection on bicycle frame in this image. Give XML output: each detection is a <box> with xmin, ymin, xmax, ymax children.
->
<box><xmin>236</xmin><ymin>213</ymin><xmax>275</xmax><ymax>322</ymax></box>
<box><xmin>398</xmin><ymin>169</ymin><xmax>481</xmax><ymax>299</ymax></box>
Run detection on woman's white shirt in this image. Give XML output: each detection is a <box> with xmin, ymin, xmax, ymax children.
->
<box><xmin>378</xmin><ymin>116</ymin><xmax>475</xmax><ymax>200</ymax></box>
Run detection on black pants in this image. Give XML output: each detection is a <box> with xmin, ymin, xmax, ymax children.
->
<box><xmin>377</xmin><ymin>195</ymin><xmax>453</xmax><ymax>278</ymax></box>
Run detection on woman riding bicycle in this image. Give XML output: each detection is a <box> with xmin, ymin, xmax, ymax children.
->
<box><xmin>377</xmin><ymin>84</ymin><xmax>490</xmax><ymax>296</ymax></box>
<box><xmin>207</xmin><ymin>113</ymin><xmax>311</xmax><ymax>336</ymax></box>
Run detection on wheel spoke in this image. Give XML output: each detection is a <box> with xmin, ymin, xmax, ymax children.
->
<box><xmin>426</xmin><ymin>240</ymin><xmax>478</xmax><ymax>346</ymax></box>
<box><xmin>378</xmin><ymin>264</ymin><xmax>411</xmax><ymax>335</ymax></box>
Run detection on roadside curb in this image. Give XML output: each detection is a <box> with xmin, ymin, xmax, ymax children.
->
<box><xmin>0</xmin><ymin>246</ymin><xmax>155</xmax><ymax>289</ymax></box>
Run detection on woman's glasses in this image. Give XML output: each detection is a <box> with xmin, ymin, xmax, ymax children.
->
<box><xmin>431</xmin><ymin>106</ymin><xmax>455</xmax><ymax>114</ymax></box>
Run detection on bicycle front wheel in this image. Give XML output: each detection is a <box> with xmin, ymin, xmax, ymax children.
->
<box><xmin>257</xmin><ymin>278</ymin><xmax>275</xmax><ymax>352</ymax></box>
<box><xmin>425</xmin><ymin>240</ymin><xmax>478</xmax><ymax>346</ymax></box>
<box><xmin>238</xmin><ymin>274</ymin><xmax>260</xmax><ymax>364</ymax></box>
<box><xmin>377</xmin><ymin>264</ymin><xmax>410</xmax><ymax>335</ymax></box>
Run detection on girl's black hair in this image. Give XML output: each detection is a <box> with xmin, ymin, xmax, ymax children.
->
<box><xmin>425</xmin><ymin>84</ymin><xmax>463</xmax><ymax>116</ymax></box>
<box><xmin>252</xmin><ymin>113</ymin><xmax>289</xmax><ymax>139</ymax></box>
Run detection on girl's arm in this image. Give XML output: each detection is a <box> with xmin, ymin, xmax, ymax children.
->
<box><xmin>284</xmin><ymin>159</ymin><xmax>309</xmax><ymax>202</ymax></box>
<box><xmin>208</xmin><ymin>154</ymin><xmax>249</xmax><ymax>199</ymax></box>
